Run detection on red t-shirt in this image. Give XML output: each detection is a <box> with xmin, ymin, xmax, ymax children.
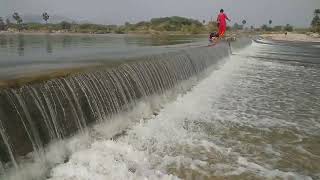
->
<box><xmin>217</xmin><ymin>13</ymin><xmax>228</xmax><ymax>27</ymax></box>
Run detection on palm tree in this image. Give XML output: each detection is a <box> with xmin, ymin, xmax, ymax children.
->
<box><xmin>12</xmin><ymin>12</ymin><xmax>22</xmax><ymax>25</ymax></box>
<box><xmin>311</xmin><ymin>9</ymin><xmax>320</xmax><ymax>31</ymax></box>
<box><xmin>311</xmin><ymin>15</ymin><xmax>320</xmax><ymax>27</ymax></box>
<box><xmin>0</xmin><ymin>17</ymin><xmax>5</xmax><ymax>31</ymax></box>
<box><xmin>12</xmin><ymin>12</ymin><xmax>23</xmax><ymax>31</ymax></box>
<box><xmin>269</xmin><ymin>20</ymin><xmax>272</xmax><ymax>26</ymax></box>
<box><xmin>42</xmin><ymin>12</ymin><xmax>50</xmax><ymax>24</ymax></box>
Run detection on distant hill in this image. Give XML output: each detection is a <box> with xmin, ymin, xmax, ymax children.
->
<box><xmin>5</xmin><ymin>14</ymin><xmax>75</xmax><ymax>24</ymax></box>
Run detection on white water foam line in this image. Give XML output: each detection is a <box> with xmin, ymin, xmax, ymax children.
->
<box><xmin>46</xmin><ymin>47</ymin><xmax>250</xmax><ymax>180</ymax></box>
<box><xmin>49</xmin><ymin>43</ymin><xmax>317</xmax><ymax>180</ymax></box>
<box><xmin>1</xmin><ymin>68</ymin><xmax>206</xmax><ymax>180</ymax></box>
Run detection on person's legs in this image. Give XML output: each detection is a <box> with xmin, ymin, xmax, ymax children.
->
<box><xmin>218</xmin><ymin>25</ymin><xmax>226</xmax><ymax>38</ymax></box>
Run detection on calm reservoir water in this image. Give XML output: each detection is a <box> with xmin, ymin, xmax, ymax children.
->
<box><xmin>0</xmin><ymin>34</ymin><xmax>204</xmax><ymax>79</ymax></box>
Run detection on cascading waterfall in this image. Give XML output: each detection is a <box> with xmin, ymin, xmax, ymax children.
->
<box><xmin>0</xmin><ymin>43</ymin><xmax>230</xmax><ymax>177</ymax></box>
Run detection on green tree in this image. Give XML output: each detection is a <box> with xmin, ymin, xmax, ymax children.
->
<box><xmin>273</xmin><ymin>26</ymin><xmax>283</xmax><ymax>31</ymax></box>
<box><xmin>261</xmin><ymin>24</ymin><xmax>270</xmax><ymax>31</ymax></box>
<box><xmin>13</xmin><ymin>12</ymin><xmax>22</xmax><ymax>24</ymax></box>
<box><xmin>311</xmin><ymin>15</ymin><xmax>320</xmax><ymax>27</ymax></box>
<box><xmin>124</xmin><ymin>22</ymin><xmax>130</xmax><ymax>26</ymax></box>
<box><xmin>12</xmin><ymin>12</ymin><xmax>23</xmax><ymax>31</ymax></box>
<box><xmin>60</xmin><ymin>21</ymin><xmax>71</xmax><ymax>30</ymax></box>
<box><xmin>42</xmin><ymin>12</ymin><xmax>50</xmax><ymax>24</ymax></box>
<box><xmin>311</xmin><ymin>9</ymin><xmax>320</xmax><ymax>32</ymax></box>
<box><xmin>242</xmin><ymin>20</ymin><xmax>247</xmax><ymax>25</ymax></box>
<box><xmin>284</xmin><ymin>24</ymin><xmax>293</xmax><ymax>32</ymax></box>
<box><xmin>114</xmin><ymin>26</ymin><xmax>125</xmax><ymax>34</ymax></box>
<box><xmin>148</xmin><ymin>16</ymin><xmax>203</xmax><ymax>32</ymax></box>
<box><xmin>0</xmin><ymin>17</ymin><xmax>5</xmax><ymax>30</ymax></box>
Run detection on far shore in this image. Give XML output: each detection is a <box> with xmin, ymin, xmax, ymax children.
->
<box><xmin>261</xmin><ymin>32</ymin><xmax>320</xmax><ymax>43</ymax></box>
<box><xmin>0</xmin><ymin>30</ymin><xmax>209</xmax><ymax>37</ymax></box>
<box><xmin>0</xmin><ymin>30</ymin><xmax>149</xmax><ymax>36</ymax></box>
<box><xmin>3</xmin><ymin>30</ymin><xmax>320</xmax><ymax>43</ymax></box>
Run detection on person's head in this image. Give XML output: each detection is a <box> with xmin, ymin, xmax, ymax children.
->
<box><xmin>220</xmin><ymin>9</ymin><xmax>224</xmax><ymax>13</ymax></box>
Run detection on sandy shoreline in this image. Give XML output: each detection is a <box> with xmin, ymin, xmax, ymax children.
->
<box><xmin>261</xmin><ymin>32</ymin><xmax>320</xmax><ymax>43</ymax></box>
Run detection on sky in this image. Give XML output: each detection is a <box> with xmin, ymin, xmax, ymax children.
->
<box><xmin>1</xmin><ymin>0</ymin><xmax>319</xmax><ymax>27</ymax></box>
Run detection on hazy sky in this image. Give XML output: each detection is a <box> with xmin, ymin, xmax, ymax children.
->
<box><xmin>1</xmin><ymin>0</ymin><xmax>319</xmax><ymax>27</ymax></box>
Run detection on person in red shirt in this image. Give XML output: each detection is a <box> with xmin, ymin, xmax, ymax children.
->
<box><xmin>217</xmin><ymin>9</ymin><xmax>230</xmax><ymax>38</ymax></box>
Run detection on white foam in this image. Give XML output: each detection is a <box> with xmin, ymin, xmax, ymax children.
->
<box><xmin>47</xmin><ymin>52</ymin><xmax>243</xmax><ymax>179</ymax></box>
<box><xmin>46</xmin><ymin>44</ymin><xmax>318</xmax><ymax>179</ymax></box>
<box><xmin>49</xmin><ymin>141</ymin><xmax>179</xmax><ymax>180</ymax></box>
<box><xmin>1</xmin><ymin>68</ymin><xmax>204</xmax><ymax>180</ymax></box>
<box><xmin>1</xmin><ymin>97</ymin><xmax>178</xmax><ymax>180</ymax></box>
<box><xmin>237</xmin><ymin>157</ymin><xmax>312</xmax><ymax>180</ymax></box>
<box><xmin>1</xmin><ymin>134</ymin><xmax>90</xmax><ymax>180</ymax></box>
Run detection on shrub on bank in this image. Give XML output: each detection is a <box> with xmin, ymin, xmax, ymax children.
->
<box><xmin>127</xmin><ymin>16</ymin><xmax>205</xmax><ymax>34</ymax></box>
<box><xmin>284</xmin><ymin>24</ymin><xmax>293</xmax><ymax>32</ymax></box>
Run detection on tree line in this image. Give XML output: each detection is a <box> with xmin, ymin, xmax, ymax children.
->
<box><xmin>232</xmin><ymin>19</ymin><xmax>293</xmax><ymax>32</ymax></box>
<box><xmin>1</xmin><ymin>9</ymin><xmax>320</xmax><ymax>34</ymax></box>
<box><xmin>0</xmin><ymin>13</ymin><xmax>206</xmax><ymax>34</ymax></box>
<box><xmin>311</xmin><ymin>9</ymin><xmax>320</xmax><ymax>32</ymax></box>
<box><xmin>0</xmin><ymin>12</ymin><xmax>49</xmax><ymax>31</ymax></box>
<box><xmin>229</xmin><ymin>8</ymin><xmax>320</xmax><ymax>33</ymax></box>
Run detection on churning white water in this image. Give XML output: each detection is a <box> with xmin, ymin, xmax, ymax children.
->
<box><xmin>47</xmin><ymin>55</ymin><xmax>238</xmax><ymax>180</ymax></box>
<box><xmin>46</xmin><ymin>42</ymin><xmax>320</xmax><ymax>180</ymax></box>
